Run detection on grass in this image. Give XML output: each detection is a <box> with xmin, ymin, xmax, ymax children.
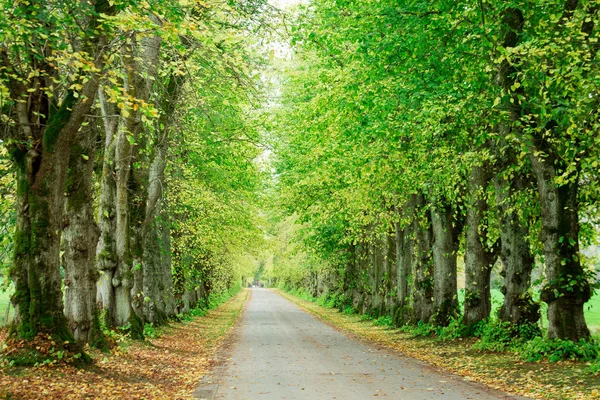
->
<box><xmin>467</xmin><ymin>288</ymin><xmax>600</xmax><ymax>337</ymax></box>
<box><xmin>584</xmin><ymin>294</ymin><xmax>600</xmax><ymax>336</ymax></box>
<box><xmin>0</xmin><ymin>280</ymin><xmax>13</xmax><ymax>327</ymax></box>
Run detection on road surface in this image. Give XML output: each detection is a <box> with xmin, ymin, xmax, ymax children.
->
<box><xmin>195</xmin><ymin>288</ymin><xmax>524</xmax><ymax>400</ymax></box>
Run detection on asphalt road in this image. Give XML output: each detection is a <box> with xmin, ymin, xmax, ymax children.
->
<box><xmin>199</xmin><ymin>288</ymin><xmax>524</xmax><ymax>400</ymax></box>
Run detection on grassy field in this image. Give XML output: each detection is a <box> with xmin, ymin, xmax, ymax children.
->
<box><xmin>456</xmin><ymin>288</ymin><xmax>600</xmax><ymax>335</ymax></box>
<box><xmin>0</xmin><ymin>281</ymin><xmax>13</xmax><ymax>327</ymax></box>
<box><xmin>584</xmin><ymin>293</ymin><xmax>600</xmax><ymax>336</ymax></box>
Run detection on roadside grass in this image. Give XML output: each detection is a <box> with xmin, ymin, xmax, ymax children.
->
<box><xmin>584</xmin><ymin>294</ymin><xmax>600</xmax><ymax>338</ymax></box>
<box><xmin>278</xmin><ymin>289</ymin><xmax>600</xmax><ymax>400</ymax></box>
<box><xmin>0</xmin><ymin>288</ymin><xmax>248</xmax><ymax>399</ymax></box>
<box><xmin>0</xmin><ymin>288</ymin><xmax>11</xmax><ymax>327</ymax></box>
<box><xmin>459</xmin><ymin>288</ymin><xmax>600</xmax><ymax>338</ymax></box>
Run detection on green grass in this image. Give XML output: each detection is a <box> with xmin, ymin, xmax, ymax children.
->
<box><xmin>457</xmin><ymin>288</ymin><xmax>505</xmax><ymax>315</ymax></box>
<box><xmin>584</xmin><ymin>293</ymin><xmax>600</xmax><ymax>337</ymax></box>
<box><xmin>0</xmin><ymin>283</ymin><xmax>13</xmax><ymax>327</ymax></box>
<box><xmin>457</xmin><ymin>288</ymin><xmax>600</xmax><ymax>337</ymax></box>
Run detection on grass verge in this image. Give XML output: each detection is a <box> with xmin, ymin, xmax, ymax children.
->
<box><xmin>277</xmin><ymin>289</ymin><xmax>600</xmax><ymax>400</ymax></box>
<box><xmin>0</xmin><ymin>283</ymin><xmax>13</xmax><ymax>327</ymax></box>
<box><xmin>0</xmin><ymin>288</ymin><xmax>248</xmax><ymax>399</ymax></box>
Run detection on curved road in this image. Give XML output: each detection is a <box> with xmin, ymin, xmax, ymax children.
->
<box><xmin>196</xmin><ymin>288</ymin><xmax>524</xmax><ymax>400</ymax></box>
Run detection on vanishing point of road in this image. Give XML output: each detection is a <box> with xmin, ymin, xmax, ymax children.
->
<box><xmin>195</xmin><ymin>288</ymin><xmax>525</xmax><ymax>400</ymax></box>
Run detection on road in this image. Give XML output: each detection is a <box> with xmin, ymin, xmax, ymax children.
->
<box><xmin>196</xmin><ymin>288</ymin><xmax>524</xmax><ymax>400</ymax></box>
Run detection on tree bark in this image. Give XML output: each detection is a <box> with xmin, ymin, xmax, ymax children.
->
<box><xmin>495</xmin><ymin>173</ymin><xmax>539</xmax><ymax>325</ymax></box>
<box><xmin>384</xmin><ymin>231</ymin><xmax>397</xmax><ymax>313</ymax></box>
<box><xmin>412</xmin><ymin>193</ymin><xmax>434</xmax><ymax>324</ymax></box>
<box><xmin>392</xmin><ymin>207</ymin><xmax>414</xmax><ymax>327</ymax></box>
<box><xmin>394</xmin><ymin>222</ymin><xmax>408</xmax><ymax>304</ymax></box>
<box><xmin>159</xmin><ymin>209</ymin><xmax>175</xmax><ymax>318</ymax></box>
<box><xmin>367</xmin><ymin>235</ymin><xmax>385</xmax><ymax>317</ymax></box>
<box><xmin>10</xmin><ymin>146</ymin><xmax>75</xmax><ymax>346</ymax></box>
<box><xmin>123</xmin><ymin>26</ymin><xmax>164</xmax><ymax>334</ymax></box>
<box><xmin>464</xmin><ymin>162</ymin><xmax>497</xmax><ymax>328</ymax></box>
<box><xmin>96</xmin><ymin>89</ymin><xmax>119</xmax><ymax>326</ymax></box>
<box><xmin>103</xmin><ymin>30</ymin><xmax>162</xmax><ymax>335</ymax></box>
<box><xmin>532</xmin><ymin>157</ymin><xmax>591</xmax><ymax>340</ymax></box>
<box><xmin>342</xmin><ymin>244</ymin><xmax>358</xmax><ymax>311</ymax></box>
<box><xmin>140</xmin><ymin>75</ymin><xmax>177</xmax><ymax>324</ymax></box>
<box><xmin>430</xmin><ymin>199</ymin><xmax>460</xmax><ymax>326</ymax></box>
<box><xmin>113</xmin><ymin>116</ymin><xmax>134</xmax><ymax>327</ymax></box>
<box><xmin>62</xmin><ymin>118</ymin><xmax>107</xmax><ymax>348</ymax></box>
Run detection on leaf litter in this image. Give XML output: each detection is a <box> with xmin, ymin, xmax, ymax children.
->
<box><xmin>0</xmin><ymin>289</ymin><xmax>248</xmax><ymax>399</ymax></box>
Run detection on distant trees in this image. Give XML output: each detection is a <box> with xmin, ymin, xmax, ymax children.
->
<box><xmin>270</xmin><ymin>0</ymin><xmax>600</xmax><ymax>342</ymax></box>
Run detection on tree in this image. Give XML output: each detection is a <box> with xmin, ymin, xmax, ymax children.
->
<box><xmin>0</xmin><ymin>0</ymin><xmax>116</xmax><ymax>358</ymax></box>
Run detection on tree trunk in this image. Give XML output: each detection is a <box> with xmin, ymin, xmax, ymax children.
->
<box><xmin>7</xmin><ymin>37</ymin><xmax>108</xmax><ymax>364</ymax></box>
<box><xmin>392</xmin><ymin>209</ymin><xmax>414</xmax><ymax>327</ymax></box>
<box><xmin>113</xmin><ymin>125</ymin><xmax>134</xmax><ymax>327</ymax></box>
<box><xmin>62</xmin><ymin>119</ymin><xmax>106</xmax><ymax>348</ymax></box>
<box><xmin>142</xmin><ymin>221</ymin><xmax>162</xmax><ymax>324</ymax></box>
<box><xmin>495</xmin><ymin>5</ymin><xmax>591</xmax><ymax>340</ymax></box>
<box><xmin>384</xmin><ymin>232</ymin><xmax>397</xmax><ymax>313</ymax></box>
<box><xmin>96</xmin><ymin>90</ymin><xmax>118</xmax><ymax>326</ymax></box>
<box><xmin>412</xmin><ymin>193</ymin><xmax>434</xmax><ymax>324</ymax></box>
<box><xmin>464</xmin><ymin>162</ymin><xmax>496</xmax><ymax>328</ymax></box>
<box><xmin>107</xmin><ymin>31</ymin><xmax>162</xmax><ymax>334</ymax></box>
<box><xmin>123</xmin><ymin>27</ymin><xmax>164</xmax><ymax>335</ymax></box>
<box><xmin>430</xmin><ymin>200</ymin><xmax>459</xmax><ymax>326</ymax></box>
<box><xmin>495</xmin><ymin>173</ymin><xmax>539</xmax><ymax>325</ymax></box>
<box><xmin>343</xmin><ymin>244</ymin><xmax>357</xmax><ymax>311</ymax></box>
<box><xmin>9</xmin><ymin>148</ymin><xmax>76</xmax><ymax>353</ymax></box>
<box><xmin>141</xmin><ymin>136</ymin><xmax>171</xmax><ymax>324</ymax></box>
<box><xmin>159</xmin><ymin>211</ymin><xmax>175</xmax><ymax>318</ymax></box>
<box><xmin>142</xmin><ymin>211</ymin><xmax>175</xmax><ymax>325</ymax></box>
<box><xmin>8</xmin><ymin>89</ymin><xmax>102</xmax><ymax>365</ymax></box>
<box><xmin>494</xmin><ymin>5</ymin><xmax>539</xmax><ymax>327</ymax></box>
<box><xmin>531</xmin><ymin>156</ymin><xmax>591</xmax><ymax>340</ymax></box>
<box><xmin>354</xmin><ymin>242</ymin><xmax>369</xmax><ymax>314</ymax></box>
<box><xmin>394</xmin><ymin>222</ymin><xmax>408</xmax><ymax>304</ymax></box>
<box><xmin>368</xmin><ymin>235</ymin><xmax>385</xmax><ymax>317</ymax></box>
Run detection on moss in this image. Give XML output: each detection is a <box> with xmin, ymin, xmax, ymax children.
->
<box><xmin>432</xmin><ymin>299</ymin><xmax>460</xmax><ymax>327</ymax></box>
<box><xmin>393</xmin><ymin>305</ymin><xmax>413</xmax><ymax>327</ymax></box>
<box><xmin>369</xmin><ymin>305</ymin><xmax>381</xmax><ymax>319</ymax></box>
<box><xmin>9</xmin><ymin>147</ymin><xmax>27</xmax><ymax>172</ymax></box>
<box><xmin>89</xmin><ymin>311</ymin><xmax>110</xmax><ymax>352</ymax></box>
<box><xmin>65</xmin><ymin>143</ymin><xmax>91</xmax><ymax>212</ymax></box>
<box><xmin>97</xmin><ymin>246</ymin><xmax>117</xmax><ymax>264</ymax></box>
<box><xmin>98</xmin><ymin>308</ymin><xmax>111</xmax><ymax>331</ymax></box>
<box><xmin>11</xmin><ymin>226</ymin><xmax>75</xmax><ymax>345</ymax></box>
<box><xmin>152</xmin><ymin>308</ymin><xmax>169</xmax><ymax>327</ymax></box>
<box><xmin>43</xmin><ymin>91</ymin><xmax>77</xmax><ymax>152</ymax></box>
<box><xmin>10</xmin><ymin>226</ymin><xmax>33</xmax><ymax>339</ymax></box>
<box><xmin>2</xmin><ymin>329</ymin><xmax>89</xmax><ymax>367</ymax></box>
<box><xmin>357</xmin><ymin>296</ymin><xmax>364</xmax><ymax>314</ymax></box>
<box><xmin>129</xmin><ymin>312</ymin><xmax>145</xmax><ymax>341</ymax></box>
<box><xmin>5</xmin><ymin>348</ymin><xmax>47</xmax><ymax>367</ymax></box>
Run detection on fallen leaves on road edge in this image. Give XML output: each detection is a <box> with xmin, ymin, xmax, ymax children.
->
<box><xmin>0</xmin><ymin>289</ymin><xmax>249</xmax><ymax>399</ymax></box>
